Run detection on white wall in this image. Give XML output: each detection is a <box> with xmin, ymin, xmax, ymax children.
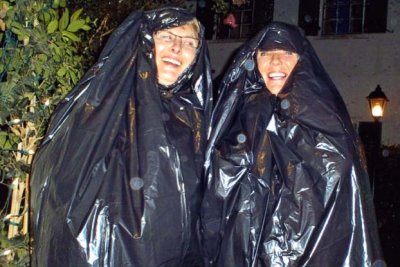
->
<box><xmin>310</xmin><ymin>34</ymin><xmax>400</xmax><ymax>145</ymax></box>
<box><xmin>207</xmin><ymin>0</ymin><xmax>400</xmax><ymax>145</ymax></box>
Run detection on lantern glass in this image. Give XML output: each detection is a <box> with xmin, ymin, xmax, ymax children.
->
<box><xmin>369</xmin><ymin>99</ymin><xmax>385</xmax><ymax>118</ymax></box>
<box><xmin>366</xmin><ymin>85</ymin><xmax>389</xmax><ymax>121</ymax></box>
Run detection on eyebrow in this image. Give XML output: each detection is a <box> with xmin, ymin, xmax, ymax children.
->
<box><xmin>158</xmin><ymin>30</ymin><xmax>199</xmax><ymax>40</ymax></box>
<box><xmin>258</xmin><ymin>50</ymin><xmax>299</xmax><ymax>55</ymax></box>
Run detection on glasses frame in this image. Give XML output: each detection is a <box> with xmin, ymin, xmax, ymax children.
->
<box><xmin>154</xmin><ymin>30</ymin><xmax>200</xmax><ymax>50</ymax></box>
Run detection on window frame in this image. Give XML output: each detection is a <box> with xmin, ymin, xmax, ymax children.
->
<box><xmin>211</xmin><ymin>0</ymin><xmax>274</xmax><ymax>40</ymax></box>
<box><xmin>298</xmin><ymin>0</ymin><xmax>388</xmax><ymax>36</ymax></box>
<box><xmin>321</xmin><ymin>0</ymin><xmax>366</xmax><ymax>35</ymax></box>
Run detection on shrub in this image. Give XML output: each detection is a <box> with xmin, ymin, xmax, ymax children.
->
<box><xmin>0</xmin><ymin>0</ymin><xmax>91</xmax><ymax>265</ymax></box>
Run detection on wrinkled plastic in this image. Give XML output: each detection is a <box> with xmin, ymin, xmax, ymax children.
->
<box><xmin>200</xmin><ymin>22</ymin><xmax>384</xmax><ymax>266</ymax></box>
<box><xmin>30</xmin><ymin>7</ymin><xmax>212</xmax><ymax>267</ymax></box>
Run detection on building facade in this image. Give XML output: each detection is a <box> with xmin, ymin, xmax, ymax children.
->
<box><xmin>204</xmin><ymin>0</ymin><xmax>400</xmax><ymax>144</ymax></box>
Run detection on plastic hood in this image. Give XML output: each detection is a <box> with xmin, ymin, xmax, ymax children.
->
<box><xmin>201</xmin><ymin>22</ymin><xmax>384</xmax><ymax>267</ymax></box>
<box><xmin>31</xmin><ymin>7</ymin><xmax>212</xmax><ymax>267</ymax></box>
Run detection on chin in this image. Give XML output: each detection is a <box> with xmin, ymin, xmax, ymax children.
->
<box><xmin>159</xmin><ymin>80</ymin><xmax>173</xmax><ymax>86</ymax></box>
<box><xmin>158</xmin><ymin>77</ymin><xmax>178</xmax><ymax>86</ymax></box>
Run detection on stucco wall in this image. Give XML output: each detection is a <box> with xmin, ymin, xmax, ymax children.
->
<box><xmin>207</xmin><ymin>0</ymin><xmax>400</xmax><ymax>145</ymax></box>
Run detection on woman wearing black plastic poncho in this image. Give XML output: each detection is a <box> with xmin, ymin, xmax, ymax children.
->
<box><xmin>30</xmin><ymin>7</ymin><xmax>212</xmax><ymax>267</ymax></box>
<box><xmin>201</xmin><ymin>22</ymin><xmax>384</xmax><ymax>266</ymax></box>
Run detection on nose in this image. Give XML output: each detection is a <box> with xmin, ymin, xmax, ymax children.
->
<box><xmin>170</xmin><ymin>37</ymin><xmax>183</xmax><ymax>53</ymax></box>
<box><xmin>270</xmin><ymin>53</ymin><xmax>282</xmax><ymax>65</ymax></box>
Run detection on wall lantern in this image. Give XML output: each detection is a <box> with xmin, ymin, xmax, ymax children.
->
<box><xmin>366</xmin><ymin>84</ymin><xmax>389</xmax><ymax>121</ymax></box>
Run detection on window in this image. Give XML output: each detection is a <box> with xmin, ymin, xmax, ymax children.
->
<box><xmin>298</xmin><ymin>0</ymin><xmax>388</xmax><ymax>36</ymax></box>
<box><xmin>216</xmin><ymin>6</ymin><xmax>256</xmax><ymax>39</ymax></box>
<box><xmin>197</xmin><ymin>0</ymin><xmax>274</xmax><ymax>40</ymax></box>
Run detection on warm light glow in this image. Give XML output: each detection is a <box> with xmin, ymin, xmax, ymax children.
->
<box><xmin>367</xmin><ymin>85</ymin><xmax>388</xmax><ymax>120</ymax></box>
<box><xmin>372</xmin><ymin>104</ymin><xmax>383</xmax><ymax>118</ymax></box>
<box><xmin>10</xmin><ymin>118</ymin><xmax>21</xmax><ymax>124</ymax></box>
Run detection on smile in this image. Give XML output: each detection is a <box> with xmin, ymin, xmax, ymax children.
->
<box><xmin>162</xmin><ymin>57</ymin><xmax>182</xmax><ymax>66</ymax></box>
<box><xmin>268</xmin><ymin>72</ymin><xmax>286</xmax><ymax>80</ymax></box>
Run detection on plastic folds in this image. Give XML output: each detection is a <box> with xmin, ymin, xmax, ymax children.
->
<box><xmin>30</xmin><ymin>7</ymin><xmax>212</xmax><ymax>267</ymax></box>
<box><xmin>201</xmin><ymin>22</ymin><xmax>384</xmax><ymax>266</ymax></box>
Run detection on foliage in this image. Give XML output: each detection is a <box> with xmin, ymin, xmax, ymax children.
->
<box><xmin>212</xmin><ymin>0</ymin><xmax>229</xmax><ymax>14</ymax></box>
<box><xmin>69</xmin><ymin>0</ymin><xmax>187</xmax><ymax>66</ymax></box>
<box><xmin>212</xmin><ymin>0</ymin><xmax>248</xmax><ymax>14</ymax></box>
<box><xmin>0</xmin><ymin>222</ymin><xmax>29</xmax><ymax>267</ymax></box>
<box><xmin>0</xmin><ymin>0</ymin><xmax>92</xmax><ymax>265</ymax></box>
<box><xmin>0</xmin><ymin>0</ymin><xmax>190</xmax><ymax>265</ymax></box>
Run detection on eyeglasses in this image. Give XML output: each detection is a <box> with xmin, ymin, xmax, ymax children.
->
<box><xmin>154</xmin><ymin>30</ymin><xmax>200</xmax><ymax>50</ymax></box>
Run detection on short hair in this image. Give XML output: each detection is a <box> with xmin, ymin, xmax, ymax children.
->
<box><xmin>184</xmin><ymin>18</ymin><xmax>201</xmax><ymax>38</ymax></box>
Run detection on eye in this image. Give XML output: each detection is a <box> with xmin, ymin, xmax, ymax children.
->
<box><xmin>164</xmin><ymin>34</ymin><xmax>174</xmax><ymax>41</ymax></box>
<box><xmin>182</xmin><ymin>38</ymin><xmax>199</xmax><ymax>49</ymax></box>
<box><xmin>258</xmin><ymin>51</ymin><xmax>267</xmax><ymax>56</ymax></box>
<box><xmin>284</xmin><ymin>51</ymin><xmax>299</xmax><ymax>59</ymax></box>
<box><xmin>158</xmin><ymin>32</ymin><xmax>174</xmax><ymax>42</ymax></box>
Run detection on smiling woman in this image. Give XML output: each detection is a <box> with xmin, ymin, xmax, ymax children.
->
<box><xmin>256</xmin><ymin>49</ymin><xmax>299</xmax><ymax>95</ymax></box>
<box><xmin>30</xmin><ymin>7</ymin><xmax>213</xmax><ymax>267</ymax></box>
<box><xmin>201</xmin><ymin>21</ymin><xmax>384</xmax><ymax>266</ymax></box>
<box><xmin>154</xmin><ymin>21</ymin><xmax>200</xmax><ymax>86</ymax></box>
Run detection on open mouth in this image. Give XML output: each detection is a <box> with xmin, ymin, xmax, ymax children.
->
<box><xmin>268</xmin><ymin>72</ymin><xmax>286</xmax><ymax>80</ymax></box>
<box><xmin>162</xmin><ymin>57</ymin><xmax>182</xmax><ymax>66</ymax></box>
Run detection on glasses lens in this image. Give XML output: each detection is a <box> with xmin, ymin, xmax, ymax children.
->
<box><xmin>156</xmin><ymin>31</ymin><xmax>174</xmax><ymax>42</ymax></box>
<box><xmin>156</xmin><ymin>31</ymin><xmax>199</xmax><ymax>49</ymax></box>
<box><xmin>181</xmin><ymin>37</ymin><xmax>199</xmax><ymax>49</ymax></box>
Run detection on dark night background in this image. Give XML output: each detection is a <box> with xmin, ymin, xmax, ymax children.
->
<box><xmin>1</xmin><ymin>0</ymin><xmax>398</xmax><ymax>266</ymax></box>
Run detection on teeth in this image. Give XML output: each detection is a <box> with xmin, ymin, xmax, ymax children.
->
<box><xmin>162</xmin><ymin>57</ymin><xmax>181</xmax><ymax>66</ymax></box>
<box><xmin>268</xmin><ymin>72</ymin><xmax>286</xmax><ymax>80</ymax></box>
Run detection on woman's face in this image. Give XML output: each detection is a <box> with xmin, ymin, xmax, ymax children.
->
<box><xmin>153</xmin><ymin>23</ymin><xmax>199</xmax><ymax>86</ymax></box>
<box><xmin>256</xmin><ymin>49</ymin><xmax>299</xmax><ymax>95</ymax></box>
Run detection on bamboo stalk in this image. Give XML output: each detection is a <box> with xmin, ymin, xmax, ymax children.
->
<box><xmin>22</xmin><ymin>173</ymin><xmax>30</xmax><ymax>235</ymax></box>
<box><xmin>7</xmin><ymin>119</ymin><xmax>36</xmax><ymax>237</ymax></box>
<box><xmin>6</xmin><ymin>88</ymin><xmax>38</xmax><ymax>240</ymax></box>
<box><xmin>7</xmin><ymin>178</ymin><xmax>21</xmax><ymax>238</ymax></box>
<box><xmin>22</xmin><ymin>125</ymin><xmax>35</xmax><ymax>235</ymax></box>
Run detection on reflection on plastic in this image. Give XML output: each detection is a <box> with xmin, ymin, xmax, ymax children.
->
<box><xmin>201</xmin><ymin>22</ymin><xmax>384</xmax><ymax>266</ymax></box>
<box><xmin>130</xmin><ymin>177</ymin><xmax>144</xmax><ymax>190</ymax></box>
<box><xmin>30</xmin><ymin>7</ymin><xmax>212</xmax><ymax>267</ymax></box>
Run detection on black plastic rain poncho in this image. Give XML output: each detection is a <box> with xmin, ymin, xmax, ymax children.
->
<box><xmin>30</xmin><ymin>7</ymin><xmax>212</xmax><ymax>267</ymax></box>
<box><xmin>201</xmin><ymin>22</ymin><xmax>384</xmax><ymax>266</ymax></box>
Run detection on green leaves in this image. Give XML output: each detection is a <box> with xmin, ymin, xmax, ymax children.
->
<box><xmin>212</xmin><ymin>0</ymin><xmax>228</xmax><ymax>14</ymax></box>
<box><xmin>47</xmin><ymin>19</ymin><xmax>58</xmax><ymax>33</ymax></box>
<box><xmin>0</xmin><ymin>1</ymin><xmax>95</xmax><ymax>266</ymax></box>
<box><xmin>10</xmin><ymin>21</ymin><xmax>29</xmax><ymax>41</ymax></box>
<box><xmin>62</xmin><ymin>30</ymin><xmax>80</xmax><ymax>41</ymax></box>
<box><xmin>52</xmin><ymin>0</ymin><xmax>67</xmax><ymax>9</ymax></box>
<box><xmin>0</xmin><ymin>131</ymin><xmax>19</xmax><ymax>150</ymax></box>
<box><xmin>46</xmin><ymin>8</ymin><xmax>90</xmax><ymax>41</ymax></box>
<box><xmin>70</xmin><ymin>8</ymin><xmax>83</xmax><ymax>22</ymax></box>
<box><xmin>1</xmin><ymin>0</ymin><xmax>92</xmax><ymax>251</ymax></box>
<box><xmin>59</xmin><ymin>8</ymin><xmax>69</xmax><ymax>30</ymax></box>
<box><xmin>67</xmin><ymin>19</ymin><xmax>85</xmax><ymax>32</ymax></box>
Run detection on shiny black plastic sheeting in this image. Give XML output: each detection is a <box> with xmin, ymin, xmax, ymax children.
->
<box><xmin>201</xmin><ymin>22</ymin><xmax>384</xmax><ymax>266</ymax></box>
<box><xmin>30</xmin><ymin>7</ymin><xmax>212</xmax><ymax>267</ymax></box>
